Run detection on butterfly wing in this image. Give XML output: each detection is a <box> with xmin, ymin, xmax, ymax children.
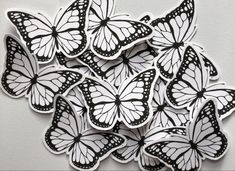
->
<box><xmin>44</xmin><ymin>95</ymin><xmax>82</xmax><ymax>154</ymax></box>
<box><xmin>139</xmin><ymin>149</ymin><xmax>165</xmax><ymax>171</ymax></box>
<box><xmin>166</xmin><ymin>46</ymin><xmax>209</xmax><ymax>109</ymax></box>
<box><xmin>56</xmin><ymin>52</ymin><xmax>93</xmax><ymax>75</ymax></box>
<box><xmin>112</xmin><ymin>122</ymin><xmax>142</xmax><ymax>163</ymax></box>
<box><xmin>1</xmin><ymin>35</ymin><xmax>38</xmax><ymax>98</ymax></box>
<box><xmin>55</xmin><ymin>0</ymin><xmax>90</xmax><ymax>57</ymax></box>
<box><xmin>204</xmin><ymin>84</ymin><xmax>235</xmax><ymax>119</ymax></box>
<box><xmin>66</xmin><ymin>87</ymin><xmax>91</xmax><ymax>129</ymax></box>
<box><xmin>188</xmin><ymin>100</ymin><xmax>228</xmax><ymax>161</ymax></box>
<box><xmin>201</xmin><ymin>53</ymin><xmax>219</xmax><ymax>80</ymax></box>
<box><xmin>151</xmin><ymin>79</ymin><xmax>189</xmax><ymax>128</ymax></box>
<box><xmin>118</xmin><ymin>68</ymin><xmax>158</xmax><ymax>128</ymax></box>
<box><xmin>149</xmin><ymin>0</ymin><xmax>195</xmax><ymax>79</ymax></box>
<box><xmin>7</xmin><ymin>11</ymin><xmax>57</xmax><ymax>63</ymax></box>
<box><xmin>144</xmin><ymin>135</ymin><xmax>201</xmax><ymax>171</ymax></box>
<box><xmin>78</xmin><ymin>77</ymin><xmax>118</xmax><ymax>130</ymax></box>
<box><xmin>91</xmin><ymin>15</ymin><xmax>153</xmax><ymax>59</ymax></box>
<box><xmin>78</xmin><ymin>42</ymin><xmax>156</xmax><ymax>88</ymax></box>
<box><xmin>88</xmin><ymin>0</ymin><xmax>116</xmax><ymax>32</ymax></box>
<box><xmin>71</xmin><ymin>129</ymin><xmax>125</xmax><ymax>170</ymax></box>
<box><xmin>29</xmin><ymin>66</ymin><xmax>83</xmax><ymax>113</ymax></box>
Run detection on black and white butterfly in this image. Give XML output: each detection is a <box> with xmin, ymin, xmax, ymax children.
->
<box><xmin>150</xmin><ymin>78</ymin><xmax>189</xmax><ymax>129</ymax></box>
<box><xmin>1</xmin><ymin>35</ymin><xmax>83</xmax><ymax>113</ymax></box>
<box><xmin>77</xmin><ymin>42</ymin><xmax>157</xmax><ymax>88</ymax></box>
<box><xmin>112</xmin><ymin>122</ymin><xmax>187</xmax><ymax>171</ymax></box>
<box><xmin>144</xmin><ymin>99</ymin><xmax>229</xmax><ymax>171</ymax></box>
<box><xmin>66</xmin><ymin>87</ymin><xmax>90</xmax><ymax>129</ymax></box>
<box><xmin>78</xmin><ymin>68</ymin><xmax>159</xmax><ymax>130</ymax></box>
<box><xmin>148</xmin><ymin>0</ymin><xmax>218</xmax><ymax>80</ymax></box>
<box><xmin>166</xmin><ymin>46</ymin><xmax>235</xmax><ymax>119</ymax></box>
<box><xmin>7</xmin><ymin>0</ymin><xmax>91</xmax><ymax>64</ymax></box>
<box><xmin>56</xmin><ymin>52</ymin><xmax>93</xmax><ymax>76</ymax></box>
<box><xmin>44</xmin><ymin>95</ymin><xmax>126</xmax><ymax>170</ymax></box>
<box><xmin>88</xmin><ymin>0</ymin><xmax>153</xmax><ymax>59</ymax></box>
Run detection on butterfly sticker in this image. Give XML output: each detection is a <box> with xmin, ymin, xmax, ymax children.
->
<box><xmin>7</xmin><ymin>0</ymin><xmax>91</xmax><ymax>64</ymax></box>
<box><xmin>66</xmin><ymin>87</ymin><xmax>90</xmax><ymax>129</ymax></box>
<box><xmin>1</xmin><ymin>35</ymin><xmax>83</xmax><ymax>113</ymax></box>
<box><xmin>88</xmin><ymin>0</ymin><xmax>153</xmax><ymax>60</ymax></box>
<box><xmin>148</xmin><ymin>0</ymin><xmax>196</xmax><ymax>79</ymax></box>
<box><xmin>77</xmin><ymin>41</ymin><xmax>157</xmax><ymax>88</ymax></box>
<box><xmin>165</xmin><ymin>46</ymin><xmax>235</xmax><ymax>119</ymax></box>
<box><xmin>150</xmin><ymin>78</ymin><xmax>189</xmax><ymax>129</ymax></box>
<box><xmin>44</xmin><ymin>95</ymin><xmax>126</xmax><ymax>170</ymax></box>
<box><xmin>112</xmin><ymin>122</ymin><xmax>187</xmax><ymax>171</ymax></box>
<box><xmin>144</xmin><ymin>99</ymin><xmax>229</xmax><ymax>171</ymax></box>
<box><xmin>56</xmin><ymin>52</ymin><xmax>93</xmax><ymax>76</ymax></box>
<box><xmin>78</xmin><ymin>68</ymin><xmax>159</xmax><ymax>130</ymax></box>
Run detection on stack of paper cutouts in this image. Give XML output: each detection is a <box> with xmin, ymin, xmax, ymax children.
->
<box><xmin>1</xmin><ymin>0</ymin><xmax>234</xmax><ymax>170</ymax></box>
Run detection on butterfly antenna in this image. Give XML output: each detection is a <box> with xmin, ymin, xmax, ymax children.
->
<box><xmin>54</xmin><ymin>8</ymin><xmax>63</xmax><ymax>26</ymax></box>
<box><xmin>38</xmin><ymin>12</ymin><xmax>52</xmax><ymax>26</ymax></box>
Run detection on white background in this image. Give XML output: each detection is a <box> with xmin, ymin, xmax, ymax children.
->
<box><xmin>0</xmin><ymin>0</ymin><xmax>235</xmax><ymax>170</ymax></box>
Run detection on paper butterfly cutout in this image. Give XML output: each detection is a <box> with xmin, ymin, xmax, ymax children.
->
<box><xmin>78</xmin><ymin>68</ymin><xmax>159</xmax><ymax>130</ymax></box>
<box><xmin>88</xmin><ymin>0</ymin><xmax>153</xmax><ymax>59</ymax></box>
<box><xmin>144</xmin><ymin>99</ymin><xmax>229</xmax><ymax>171</ymax></box>
<box><xmin>44</xmin><ymin>95</ymin><xmax>126</xmax><ymax>170</ymax></box>
<box><xmin>77</xmin><ymin>41</ymin><xmax>157</xmax><ymax>88</ymax></box>
<box><xmin>7</xmin><ymin>0</ymin><xmax>91</xmax><ymax>63</ymax></box>
<box><xmin>66</xmin><ymin>87</ymin><xmax>90</xmax><ymax>129</ymax></box>
<box><xmin>112</xmin><ymin>123</ymin><xmax>165</xmax><ymax>171</ymax></box>
<box><xmin>148</xmin><ymin>0</ymin><xmax>196</xmax><ymax>79</ymax></box>
<box><xmin>166</xmin><ymin>46</ymin><xmax>235</xmax><ymax>119</ymax></box>
<box><xmin>1</xmin><ymin>35</ymin><xmax>83</xmax><ymax>113</ymax></box>
<box><xmin>112</xmin><ymin>122</ymin><xmax>187</xmax><ymax>171</ymax></box>
<box><xmin>150</xmin><ymin>78</ymin><xmax>189</xmax><ymax>129</ymax></box>
<box><xmin>56</xmin><ymin>52</ymin><xmax>93</xmax><ymax>76</ymax></box>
